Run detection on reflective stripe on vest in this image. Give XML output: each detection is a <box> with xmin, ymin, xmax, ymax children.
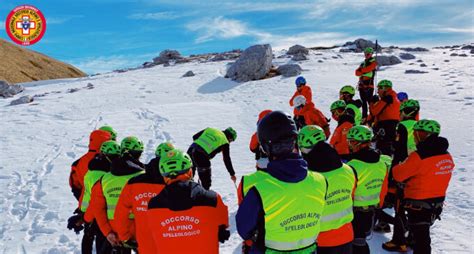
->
<box><xmin>102</xmin><ymin>171</ymin><xmax>143</xmax><ymax>219</ymax></box>
<box><xmin>346</xmin><ymin>103</ymin><xmax>362</xmax><ymax>125</ymax></box>
<box><xmin>254</xmin><ymin>171</ymin><xmax>327</xmax><ymax>251</ymax></box>
<box><xmin>399</xmin><ymin>120</ymin><xmax>417</xmax><ymax>154</ymax></box>
<box><xmin>348</xmin><ymin>158</ymin><xmax>388</xmax><ymax>207</ymax></box>
<box><xmin>81</xmin><ymin>170</ymin><xmax>107</xmax><ymax>212</ymax></box>
<box><xmin>319</xmin><ymin>164</ymin><xmax>355</xmax><ymax>231</ymax></box>
<box><xmin>361</xmin><ymin>58</ymin><xmax>375</xmax><ymax>78</ymax></box>
<box><xmin>242</xmin><ymin>170</ymin><xmax>267</xmax><ymax>197</ymax></box>
<box><xmin>194</xmin><ymin>128</ymin><xmax>229</xmax><ymax>155</ymax></box>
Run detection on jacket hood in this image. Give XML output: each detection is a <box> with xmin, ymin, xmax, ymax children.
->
<box><xmin>88</xmin><ymin>154</ymin><xmax>113</xmax><ymax>172</ymax></box>
<box><xmin>338</xmin><ymin>113</ymin><xmax>355</xmax><ymax>126</ymax></box>
<box><xmin>303</xmin><ymin>142</ymin><xmax>343</xmax><ymax>173</ymax></box>
<box><xmin>89</xmin><ymin>130</ymin><xmax>111</xmax><ymax>151</ymax></box>
<box><xmin>351</xmin><ymin>147</ymin><xmax>380</xmax><ymax>163</ymax></box>
<box><xmin>267</xmin><ymin>153</ymin><xmax>308</xmax><ymax>183</ymax></box>
<box><xmin>417</xmin><ymin>135</ymin><xmax>449</xmax><ymax>159</ymax></box>
<box><xmin>145</xmin><ymin>157</ymin><xmax>165</xmax><ymax>183</ymax></box>
<box><xmin>111</xmin><ymin>154</ymin><xmax>144</xmax><ymax>176</ymax></box>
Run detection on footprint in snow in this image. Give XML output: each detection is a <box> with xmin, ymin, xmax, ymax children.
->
<box><xmin>464</xmin><ymin>97</ymin><xmax>473</xmax><ymax>100</ymax></box>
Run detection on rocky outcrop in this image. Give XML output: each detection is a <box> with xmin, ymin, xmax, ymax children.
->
<box><xmin>153</xmin><ymin>50</ymin><xmax>183</xmax><ymax>64</ymax></box>
<box><xmin>341</xmin><ymin>38</ymin><xmax>382</xmax><ymax>52</ymax></box>
<box><xmin>287</xmin><ymin>45</ymin><xmax>309</xmax><ymax>55</ymax></box>
<box><xmin>399</xmin><ymin>53</ymin><xmax>416</xmax><ymax>60</ymax></box>
<box><xmin>182</xmin><ymin>71</ymin><xmax>195</xmax><ymax>77</ymax></box>
<box><xmin>276</xmin><ymin>64</ymin><xmax>302</xmax><ymax>77</ymax></box>
<box><xmin>10</xmin><ymin>95</ymin><xmax>33</xmax><ymax>105</ymax></box>
<box><xmin>0</xmin><ymin>80</ymin><xmax>24</xmax><ymax>98</ymax></box>
<box><xmin>226</xmin><ymin>44</ymin><xmax>273</xmax><ymax>82</ymax></box>
<box><xmin>376</xmin><ymin>55</ymin><xmax>402</xmax><ymax>66</ymax></box>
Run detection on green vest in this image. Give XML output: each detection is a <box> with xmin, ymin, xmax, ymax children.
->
<box><xmin>345</xmin><ymin>103</ymin><xmax>362</xmax><ymax>125</ymax></box>
<box><xmin>319</xmin><ymin>164</ymin><xmax>355</xmax><ymax>232</ymax></box>
<box><xmin>348</xmin><ymin>157</ymin><xmax>388</xmax><ymax>207</ymax></box>
<box><xmin>102</xmin><ymin>171</ymin><xmax>143</xmax><ymax>220</ymax></box>
<box><xmin>254</xmin><ymin>171</ymin><xmax>327</xmax><ymax>252</ymax></box>
<box><xmin>194</xmin><ymin>128</ymin><xmax>229</xmax><ymax>155</ymax></box>
<box><xmin>399</xmin><ymin>120</ymin><xmax>417</xmax><ymax>154</ymax></box>
<box><xmin>81</xmin><ymin>170</ymin><xmax>107</xmax><ymax>212</ymax></box>
<box><xmin>242</xmin><ymin>170</ymin><xmax>267</xmax><ymax>197</ymax></box>
<box><xmin>361</xmin><ymin>58</ymin><xmax>375</xmax><ymax>78</ymax></box>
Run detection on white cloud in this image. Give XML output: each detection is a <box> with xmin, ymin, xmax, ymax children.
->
<box><xmin>186</xmin><ymin>16</ymin><xmax>249</xmax><ymax>43</ymax></box>
<box><xmin>71</xmin><ymin>55</ymin><xmax>148</xmax><ymax>74</ymax></box>
<box><xmin>128</xmin><ymin>12</ymin><xmax>182</xmax><ymax>20</ymax></box>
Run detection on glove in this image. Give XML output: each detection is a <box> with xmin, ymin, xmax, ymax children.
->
<box><xmin>370</xmin><ymin>95</ymin><xmax>379</xmax><ymax>103</ymax></box>
<box><xmin>107</xmin><ymin>232</ymin><xmax>120</xmax><ymax>247</ymax></box>
<box><xmin>122</xmin><ymin>239</ymin><xmax>138</xmax><ymax>249</ymax></box>
<box><xmin>230</xmin><ymin>175</ymin><xmax>237</xmax><ymax>183</ymax></box>
<box><xmin>218</xmin><ymin>225</ymin><xmax>230</xmax><ymax>243</ymax></box>
<box><xmin>67</xmin><ymin>214</ymin><xmax>84</xmax><ymax>234</ymax></box>
<box><xmin>381</xmin><ymin>95</ymin><xmax>393</xmax><ymax>104</ymax></box>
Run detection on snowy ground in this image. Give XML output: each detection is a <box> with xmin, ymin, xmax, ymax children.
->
<box><xmin>0</xmin><ymin>47</ymin><xmax>473</xmax><ymax>254</ymax></box>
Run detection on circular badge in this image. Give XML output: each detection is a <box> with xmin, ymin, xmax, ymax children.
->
<box><xmin>5</xmin><ymin>5</ymin><xmax>47</xmax><ymax>46</ymax></box>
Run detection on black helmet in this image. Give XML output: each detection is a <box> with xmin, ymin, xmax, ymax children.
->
<box><xmin>257</xmin><ymin>111</ymin><xmax>298</xmax><ymax>158</ymax></box>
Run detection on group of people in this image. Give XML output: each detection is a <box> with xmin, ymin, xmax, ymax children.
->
<box><xmin>66</xmin><ymin>47</ymin><xmax>455</xmax><ymax>254</ymax></box>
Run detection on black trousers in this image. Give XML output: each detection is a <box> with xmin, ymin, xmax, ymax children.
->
<box><xmin>187</xmin><ymin>145</ymin><xmax>212</xmax><ymax>190</ymax></box>
<box><xmin>407</xmin><ymin>207</ymin><xmax>441</xmax><ymax>254</ymax></box>
<box><xmin>359</xmin><ymin>87</ymin><xmax>374</xmax><ymax>119</ymax></box>
<box><xmin>352</xmin><ymin>209</ymin><xmax>375</xmax><ymax>254</ymax></box>
<box><xmin>318</xmin><ymin>242</ymin><xmax>353</xmax><ymax>254</ymax></box>
<box><xmin>81</xmin><ymin>221</ymin><xmax>107</xmax><ymax>254</ymax></box>
<box><xmin>373</xmin><ymin>120</ymin><xmax>399</xmax><ymax>156</ymax></box>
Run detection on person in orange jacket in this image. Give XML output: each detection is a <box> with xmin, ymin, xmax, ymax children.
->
<box><xmin>356</xmin><ymin>47</ymin><xmax>378</xmax><ymax>119</ymax></box>
<box><xmin>249</xmin><ymin>109</ymin><xmax>272</xmax><ymax>170</ymax></box>
<box><xmin>329</xmin><ymin>100</ymin><xmax>354</xmax><ymax>161</ymax></box>
<box><xmin>368</xmin><ymin>79</ymin><xmax>400</xmax><ymax>156</ymax></box>
<box><xmin>147</xmin><ymin>149</ymin><xmax>230</xmax><ymax>254</ymax></box>
<box><xmin>293</xmin><ymin>95</ymin><xmax>330</xmax><ymax>137</ymax></box>
<box><xmin>392</xmin><ymin>119</ymin><xmax>455</xmax><ymax>254</ymax></box>
<box><xmin>289</xmin><ymin>76</ymin><xmax>315</xmax><ymax>116</ymax></box>
<box><xmin>84</xmin><ymin>137</ymin><xmax>145</xmax><ymax>254</ymax></box>
<box><xmin>114</xmin><ymin>142</ymin><xmax>174</xmax><ymax>254</ymax></box>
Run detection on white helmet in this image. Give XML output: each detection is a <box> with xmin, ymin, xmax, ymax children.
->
<box><xmin>293</xmin><ymin>95</ymin><xmax>306</xmax><ymax>108</ymax></box>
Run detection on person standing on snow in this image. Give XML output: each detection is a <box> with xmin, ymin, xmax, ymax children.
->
<box><xmin>392</xmin><ymin>120</ymin><xmax>455</xmax><ymax>254</ymax></box>
<box><xmin>339</xmin><ymin>85</ymin><xmax>363</xmax><ymax>125</ymax></box>
<box><xmin>187</xmin><ymin>127</ymin><xmax>237</xmax><ymax>190</ymax></box>
<box><xmin>382</xmin><ymin>99</ymin><xmax>421</xmax><ymax>252</ymax></box>
<box><xmin>368</xmin><ymin>79</ymin><xmax>401</xmax><ymax>156</ymax></box>
<box><xmin>84</xmin><ymin>136</ymin><xmax>145</xmax><ymax>253</ymax></box>
<box><xmin>249</xmin><ymin>109</ymin><xmax>272</xmax><ymax>171</ymax></box>
<box><xmin>147</xmin><ymin>149</ymin><xmax>230</xmax><ymax>254</ymax></box>
<box><xmin>355</xmin><ymin>47</ymin><xmax>377</xmax><ymax>120</ymax></box>
<box><xmin>329</xmin><ymin>100</ymin><xmax>354</xmax><ymax>161</ymax></box>
<box><xmin>289</xmin><ymin>76</ymin><xmax>314</xmax><ymax>117</ymax></box>
<box><xmin>292</xmin><ymin>95</ymin><xmax>331</xmax><ymax>137</ymax></box>
<box><xmin>298</xmin><ymin>125</ymin><xmax>356</xmax><ymax>254</ymax></box>
<box><xmin>114</xmin><ymin>142</ymin><xmax>174</xmax><ymax>254</ymax></box>
<box><xmin>346</xmin><ymin>126</ymin><xmax>390</xmax><ymax>254</ymax></box>
<box><xmin>236</xmin><ymin>111</ymin><xmax>327</xmax><ymax>253</ymax></box>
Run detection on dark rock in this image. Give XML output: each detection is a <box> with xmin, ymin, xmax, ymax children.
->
<box><xmin>399</xmin><ymin>53</ymin><xmax>416</xmax><ymax>60</ymax></box>
<box><xmin>420</xmin><ymin>63</ymin><xmax>427</xmax><ymax>67</ymax></box>
<box><xmin>276</xmin><ymin>64</ymin><xmax>302</xmax><ymax>77</ymax></box>
<box><xmin>450</xmin><ymin>53</ymin><xmax>458</xmax><ymax>56</ymax></box>
<box><xmin>444</xmin><ymin>60</ymin><xmax>450</xmax><ymax>62</ymax></box>
<box><xmin>405</xmin><ymin>69</ymin><xmax>428</xmax><ymax>74</ymax></box>
<box><xmin>0</xmin><ymin>80</ymin><xmax>24</xmax><ymax>98</ymax></box>
<box><xmin>287</xmin><ymin>45</ymin><xmax>309</xmax><ymax>55</ymax></box>
<box><xmin>461</xmin><ymin>45</ymin><xmax>474</xmax><ymax>50</ymax></box>
<box><xmin>401</xmin><ymin>47</ymin><xmax>429</xmax><ymax>52</ymax></box>
<box><xmin>292</xmin><ymin>53</ymin><xmax>308</xmax><ymax>61</ymax></box>
<box><xmin>342</xmin><ymin>38</ymin><xmax>382</xmax><ymax>52</ymax></box>
<box><xmin>416</xmin><ymin>59</ymin><xmax>423</xmax><ymax>62</ymax></box>
<box><xmin>142</xmin><ymin>62</ymin><xmax>155</xmax><ymax>68</ymax></box>
<box><xmin>376</xmin><ymin>55</ymin><xmax>402</xmax><ymax>66</ymax></box>
<box><xmin>226</xmin><ymin>44</ymin><xmax>273</xmax><ymax>82</ymax></box>
<box><xmin>10</xmin><ymin>95</ymin><xmax>33</xmax><ymax>105</ymax></box>
<box><xmin>153</xmin><ymin>49</ymin><xmax>182</xmax><ymax>64</ymax></box>
<box><xmin>459</xmin><ymin>54</ymin><xmax>468</xmax><ymax>57</ymax></box>
<box><xmin>318</xmin><ymin>60</ymin><xmax>324</xmax><ymax>63</ymax></box>
<box><xmin>67</xmin><ymin>88</ymin><xmax>80</xmax><ymax>93</ymax></box>
<box><xmin>471</xmin><ymin>49</ymin><xmax>474</xmax><ymax>54</ymax></box>
<box><xmin>182</xmin><ymin>71</ymin><xmax>195</xmax><ymax>77</ymax></box>
<box><xmin>432</xmin><ymin>68</ymin><xmax>439</xmax><ymax>70</ymax></box>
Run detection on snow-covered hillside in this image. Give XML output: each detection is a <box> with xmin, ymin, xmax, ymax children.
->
<box><xmin>0</xmin><ymin>47</ymin><xmax>472</xmax><ymax>254</ymax></box>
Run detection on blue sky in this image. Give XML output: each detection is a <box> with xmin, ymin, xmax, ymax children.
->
<box><xmin>1</xmin><ymin>0</ymin><xmax>473</xmax><ymax>74</ymax></box>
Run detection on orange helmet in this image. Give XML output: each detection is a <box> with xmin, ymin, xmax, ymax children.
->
<box><xmin>257</xmin><ymin>109</ymin><xmax>272</xmax><ymax>123</ymax></box>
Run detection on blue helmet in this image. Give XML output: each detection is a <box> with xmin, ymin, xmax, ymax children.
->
<box><xmin>295</xmin><ymin>76</ymin><xmax>306</xmax><ymax>86</ymax></box>
<box><xmin>397</xmin><ymin>92</ymin><xmax>408</xmax><ymax>101</ymax></box>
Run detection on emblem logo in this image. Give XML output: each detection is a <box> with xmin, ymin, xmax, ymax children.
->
<box><xmin>5</xmin><ymin>5</ymin><xmax>47</xmax><ymax>46</ymax></box>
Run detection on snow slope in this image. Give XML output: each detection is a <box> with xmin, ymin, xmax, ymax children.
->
<box><xmin>0</xmin><ymin>48</ymin><xmax>472</xmax><ymax>254</ymax></box>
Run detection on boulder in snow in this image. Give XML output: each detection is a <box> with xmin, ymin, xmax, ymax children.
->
<box><xmin>182</xmin><ymin>71</ymin><xmax>195</xmax><ymax>77</ymax></box>
<box><xmin>450</xmin><ymin>53</ymin><xmax>458</xmax><ymax>56</ymax></box>
<box><xmin>153</xmin><ymin>49</ymin><xmax>183</xmax><ymax>64</ymax></box>
<box><xmin>292</xmin><ymin>53</ymin><xmax>308</xmax><ymax>61</ymax></box>
<box><xmin>287</xmin><ymin>45</ymin><xmax>309</xmax><ymax>55</ymax></box>
<box><xmin>0</xmin><ymin>80</ymin><xmax>24</xmax><ymax>98</ymax></box>
<box><xmin>471</xmin><ymin>49</ymin><xmax>474</xmax><ymax>54</ymax></box>
<box><xmin>226</xmin><ymin>44</ymin><xmax>273</xmax><ymax>82</ymax></box>
<box><xmin>10</xmin><ymin>95</ymin><xmax>33</xmax><ymax>105</ymax></box>
<box><xmin>420</xmin><ymin>63</ymin><xmax>427</xmax><ymax>67</ymax></box>
<box><xmin>461</xmin><ymin>45</ymin><xmax>474</xmax><ymax>50</ymax></box>
<box><xmin>458</xmin><ymin>54</ymin><xmax>468</xmax><ymax>57</ymax></box>
<box><xmin>276</xmin><ymin>64</ymin><xmax>302</xmax><ymax>77</ymax></box>
<box><xmin>342</xmin><ymin>38</ymin><xmax>382</xmax><ymax>52</ymax></box>
<box><xmin>401</xmin><ymin>47</ymin><xmax>429</xmax><ymax>52</ymax></box>
<box><xmin>405</xmin><ymin>69</ymin><xmax>428</xmax><ymax>74</ymax></box>
<box><xmin>399</xmin><ymin>53</ymin><xmax>416</xmax><ymax>60</ymax></box>
<box><xmin>376</xmin><ymin>55</ymin><xmax>402</xmax><ymax>66</ymax></box>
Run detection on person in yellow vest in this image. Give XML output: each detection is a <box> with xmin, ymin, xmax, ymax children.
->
<box><xmin>236</xmin><ymin>111</ymin><xmax>327</xmax><ymax>254</ymax></box>
<box><xmin>83</xmin><ymin>136</ymin><xmax>145</xmax><ymax>253</ymax></box>
<box><xmin>339</xmin><ymin>85</ymin><xmax>363</xmax><ymax>126</ymax></box>
<box><xmin>67</xmin><ymin>140</ymin><xmax>121</xmax><ymax>253</ymax></box>
<box><xmin>298</xmin><ymin>125</ymin><xmax>356</xmax><ymax>254</ymax></box>
<box><xmin>346</xmin><ymin>126</ymin><xmax>390</xmax><ymax>254</ymax></box>
<box><xmin>355</xmin><ymin>47</ymin><xmax>377</xmax><ymax>120</ymax></box>
<box><xmin>187</xmin><ymin>127</ymin><xmax>237</xmax><ymax>190</ymax></box>
<box><xmin>382</xmin><ymin>99</ymin><xmax>420</xmax><ymax>252</ymax></box>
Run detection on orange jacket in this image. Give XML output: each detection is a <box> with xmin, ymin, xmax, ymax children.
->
<box><xmin>297</xmin><ymin>104</ymin><xmax>330</xmax><ymax>137</ymax></box>
<box><xmin>329</xmin><ymin>121</ymin><xmax>352</xmax><ymax>156</ymax></box>
<box><xmin>115</xmin><ymin>173</ymin><xmax>165</xmax><ymax>254</ymax></box>
<box><xmin>69</xmin><ymin>130</ymin><xmax>111</xmax><ymax>203</ymax></box>
<box><xmin>317</xmin><ymin>222</ymin><xmax>354</xmax><ymax>247</ymax></box>
<box><xmin>355</xmin><ymin>58</ymin><xmax>377</xmax><ymax>80</ymax></box>
<box><xmin>369</xmin><ymin>89</ymin><xmax>400</xmax><ymax>124</ymax></box>
<box><xmin>290</xmin><ymin>85</ymin><xmax>314</xmax><ymax>116</ymax></box>
<box><xmin>147</xmin><ymin>181</ymin><xmax>229</xmax><ymax>254</ymax></box>
<box><xmin>393</xmin><ymin>136</ymin><xmax>454</xmax><ymax>200</ymax></box>
<box><xmin>249</xmin><ymin>133</ymin><xmax>259</xmax><ymax>153</ymax></box>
